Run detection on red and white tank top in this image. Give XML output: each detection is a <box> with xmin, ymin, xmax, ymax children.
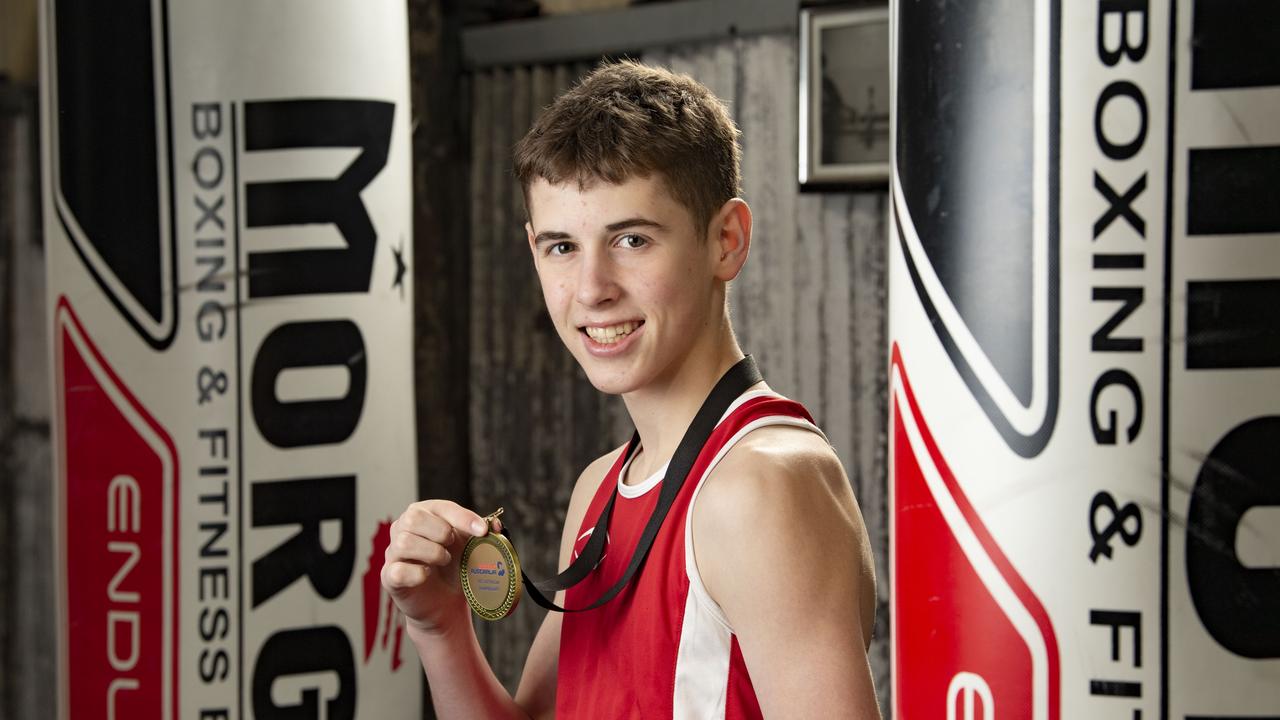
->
<box><xmin>556</xmin><ymin>391</ymin><xmax>826</xmax><ymax>719</ymax></box>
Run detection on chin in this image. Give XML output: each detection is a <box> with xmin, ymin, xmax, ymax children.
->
<box><xmin>576</xmin><ymin>358</ymin><xmax>648</xmax><ymax>396</ymax></box>
<box><xmin>581</xmin><ymin>368</ymin><xmax>638</xmax><ymax>396</ymax></box>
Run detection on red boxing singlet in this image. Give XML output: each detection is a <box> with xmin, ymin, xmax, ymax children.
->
<box><xmin>556</xmin><ymin>391</ymin><xmax>826</xmax><ymax>719</ymax></box>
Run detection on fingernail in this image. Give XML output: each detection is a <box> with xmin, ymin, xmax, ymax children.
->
<box><xmin>471</xmin><ymin>519</ymin><xmax>487</xmax><ymax>535</ymax></box>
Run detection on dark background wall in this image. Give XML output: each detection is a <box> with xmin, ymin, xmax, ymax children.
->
<box><xmin>1</xmin><ymin>74</ymin><xmax>55</xmax><ymax>720</ymax></box>
<box><xmin>0</xmin><ymin>0</ymin><xmax>890</xmax><ymax>716</ymax></box>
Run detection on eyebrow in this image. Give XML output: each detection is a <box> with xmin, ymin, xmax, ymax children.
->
<box><xmin>605</xmin><ymin>217</ymin><xmax>666</xmax><ymax>233</ymax></box>
<box><xmin>533</xmin><ymin>230</ymin><xmax>572</xmax><ymax>245</ymax></box>
<box><xmin>533</xmin><ymin>217</ymin><xmax>666</xmax><ymax>246</ymax></box>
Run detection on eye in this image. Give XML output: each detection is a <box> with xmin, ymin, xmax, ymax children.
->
<box><xmin>548</xmin><ymin>241</ymin><xmax>576</xmax><ymax>256</ymax></box>
<box><xmin>617</xmin><ymin>233</ymin><xmax>648</xmax><ymax>249</ymax></box>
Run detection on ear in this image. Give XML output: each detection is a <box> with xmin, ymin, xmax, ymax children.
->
<box><xmin>710</xmin><ymin>198</ymin><xmax>752</xmax><ymax>282</ymax></box>
<box><xmin>525</xmin><ymin>221</ymin><xmax>538</xmax><ymax>263</ymax></box>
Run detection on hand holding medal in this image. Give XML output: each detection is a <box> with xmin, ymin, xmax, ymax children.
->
<box><xmin>381</xmin><ymin>499</ymin><xmax>524</xmax><ymax>633</ymax></box>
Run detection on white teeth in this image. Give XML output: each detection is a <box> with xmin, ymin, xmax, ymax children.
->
<box><xmin>585</xmin><ymin>321</ymin><xmax>639</xmax><ymax>344</ymax></box>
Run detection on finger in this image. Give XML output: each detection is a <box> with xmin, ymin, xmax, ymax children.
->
<box><xmin>492</xmin><ymin>518</ymin><xmax>504</xmax><ymax>534</ymax></box>
<box><xmin>421</xmin><ymin>500</ymin><xmax>489</xmax><ymax>538</ymax></box>
<box><xmin>396</xmin><ymin>506</ymin><xmax>457</xmax><ymax>546</ymax></box>
<box><xmin>388</xmin><ymin>531</ymin><xmax>452</xmax><ymax>567</ymax></box>
<box><xmin>381</xmin><ymin>560</ymin><xmax>431</xmax><ymax>590</ymax></box>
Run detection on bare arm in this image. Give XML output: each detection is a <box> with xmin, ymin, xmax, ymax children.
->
<box><xmin>694</xmin><ymin>427</ymin><xmax>881</xmax><ymax>719</ymax></box>
<box><xmin>407</xmin><ymin>610</ymin><xmax>532</xmax><ymax>719</ymax></box>
<box><xmin>384</xmin><ymin>500</ymin><xmax>533</xmax><ymax>720</ymax></box>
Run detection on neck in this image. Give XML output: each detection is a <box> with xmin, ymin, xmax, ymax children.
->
<box><xmin>620</xmin><ymin>318</ymin><xmax>748</xmax><ymax>476</ymax></box>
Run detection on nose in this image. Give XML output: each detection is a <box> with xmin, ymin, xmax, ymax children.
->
<box><xmin>575</xmin><ymin>246</ymin><xmax>619</xmax><ymax>307</ymax></box>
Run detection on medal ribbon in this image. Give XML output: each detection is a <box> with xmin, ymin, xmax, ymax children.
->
<box><xmin>516</xmin><ymin>354</ymin><xmax>762</xmax><ymax>613</ymax></box>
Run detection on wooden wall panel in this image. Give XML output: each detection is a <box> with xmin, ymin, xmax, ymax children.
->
<box><xmin>409</xmin><ymin>0</ymin><xmax>474</xmax><ymax>524</ymax></box>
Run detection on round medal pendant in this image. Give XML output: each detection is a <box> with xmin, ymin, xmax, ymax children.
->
<box><xmin>460</xmin><ymin>514</ymin><xmax>522</xmax><ymax>621</ymax></box>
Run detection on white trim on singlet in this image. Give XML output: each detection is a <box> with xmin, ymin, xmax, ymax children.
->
<box><xmin>673</xmin><ymin>408</ymin><xmax>828</xmax><ymax>719</ymax></box>
<box><xmin>720</xmin><ymin>389</ymin><xmax>777</xmax><ymax>419</ymax></box>
<box><xmin>616</xmin><ymin>452</ymin><xmax>667</xmax><ymax>498</ymax></box>
<box><xmin>616</xmin><ymin>389</ymin><xmax>778</xmax><ymax>499</ymax></box>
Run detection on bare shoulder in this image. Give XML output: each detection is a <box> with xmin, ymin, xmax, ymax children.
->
<box><xmin>699</xmin><ymin>424</ymin><xmax>854</xmax><ymax>518</ymax></box>
<box><xmin>694</xmin><ymin>424</ymin><xmax>877</xmax><ymax>642</ymax></box>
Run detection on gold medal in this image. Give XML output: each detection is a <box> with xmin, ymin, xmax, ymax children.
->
<box><xmin>459</xmin><ymin>508</ymin><xmax>523</xmax><ymax>621</ymax></box>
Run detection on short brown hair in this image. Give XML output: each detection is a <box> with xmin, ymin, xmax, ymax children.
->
<box><xmin>513</xmin><ymin>60</ymin><xmax>742</xmax><ymax>234</ymax></box>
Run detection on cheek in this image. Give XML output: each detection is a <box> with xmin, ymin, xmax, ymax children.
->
<box><xmin>650</xmin><ymin>277</ymin><xmax>703</xmax><ymax>322</ymax></box>
<box><xmin>536</xmin><ymin>272</ymin><xmax>569</xmax><ymax>305</ymax></box>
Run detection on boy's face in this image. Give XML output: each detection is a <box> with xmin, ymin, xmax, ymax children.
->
<box><xmin>525</xmin><ymin>174</ymin><xmax>724</xmax><ymax>396</ymax></box>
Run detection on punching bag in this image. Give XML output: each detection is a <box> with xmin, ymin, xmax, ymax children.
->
<box><xmin>889</xmin><ymin>0</ymin><xmax>1280</xmax><ymax>717</ymax></box>
<box><xmin>39</xmin><ymin>0</ymin><xmax>419</xmax><ymax>717</ymax></box>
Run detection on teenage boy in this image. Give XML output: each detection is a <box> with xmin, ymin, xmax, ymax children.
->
<box><xmin>382</xmin><ymin>61</ymin><xmax>880</xmax><ymax>719</ymax></box>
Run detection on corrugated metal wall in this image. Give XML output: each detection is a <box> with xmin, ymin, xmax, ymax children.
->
<box><xmin>466</xmin><ymin>32</ymin><xmax>891</xmax><ymax>706</ymax></box>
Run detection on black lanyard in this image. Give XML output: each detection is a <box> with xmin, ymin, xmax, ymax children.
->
<box><xmin>515</xmin><ymin>355</ymin><xmax>762</xmax><ymax>613</ymax></box>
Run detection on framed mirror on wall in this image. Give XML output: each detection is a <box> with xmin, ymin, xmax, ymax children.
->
<box><xmin>799</xmin><ymin>4</ymin><xmax>890</xmax><ymax>188</ymax></box>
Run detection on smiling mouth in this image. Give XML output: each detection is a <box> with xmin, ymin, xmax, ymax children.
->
<box><xmin>581</xmin><ymin>321</ymin><xmax>643</xmax><ymax>345</ymax></box>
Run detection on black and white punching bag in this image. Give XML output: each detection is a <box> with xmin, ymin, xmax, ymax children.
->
<box><xmin>40</xmin><ymin>0</ymin><xmax>419</xmax><ymax>716</ymax></box>
<box><xmin>889</xmin><ymin>0</ymin><xmax>1280</xmax><ymax>717</ymax></box>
